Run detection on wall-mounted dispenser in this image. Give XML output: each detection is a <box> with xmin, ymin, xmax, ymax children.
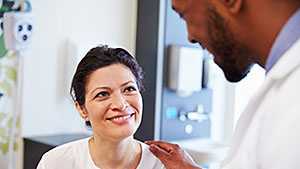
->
<box><xmin>168</xmin><ymin>45</ymin><xmax>204</xmax><ymax>97</ymax></box>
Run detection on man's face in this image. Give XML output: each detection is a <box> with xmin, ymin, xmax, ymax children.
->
<box><xmin>172</xmin><ymin>0</ymin><xmax>253</xmax><ymax>82</ymax></box>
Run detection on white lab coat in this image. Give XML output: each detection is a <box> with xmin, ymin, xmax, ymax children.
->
<box><xmin>222</xmin><ymin>39</ymin><xmax>300</xmax><ymax>169</ymax></box>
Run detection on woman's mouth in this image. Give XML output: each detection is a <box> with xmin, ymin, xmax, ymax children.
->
<box><xmin>106</xmin><ymin>113</ymin><xmax>135</xmax><ymax>125</ymax></box>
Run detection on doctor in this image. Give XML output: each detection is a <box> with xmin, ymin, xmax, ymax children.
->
<box><xmin>146</xmin><ymin>0</ymin><xmax>300</xmax><ymax>168</ymax></box>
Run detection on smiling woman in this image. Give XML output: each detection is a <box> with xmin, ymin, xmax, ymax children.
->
<box><xmin>36</xmin><ymin>46</ymin><xmax>171</xmax><ymax>169</ymax></box>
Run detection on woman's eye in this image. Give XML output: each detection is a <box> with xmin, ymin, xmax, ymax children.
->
<box><xmin>95</xmin><ymin>91</ymin><xmax>109</xmax><ymax>98</ymax></box>
<box><xmin>124</xmin><ymin>86</ymin><xmax>137</xmax><ymax>93</ymax></box>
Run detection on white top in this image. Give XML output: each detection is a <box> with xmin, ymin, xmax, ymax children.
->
<box><xmin>37</xmin><ymin>138</ymin><xmax>165</xmax><ymax>169</ymax></box>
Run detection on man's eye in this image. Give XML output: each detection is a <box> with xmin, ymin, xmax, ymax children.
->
<box><xmin>95</xmin><ymin>91</ymin><xmax>109</xmax><ymax>98</ymax></box>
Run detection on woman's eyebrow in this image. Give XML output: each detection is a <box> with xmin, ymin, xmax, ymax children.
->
<box><xmin>121</xmin><ymin>80</ymin><xmax>135</xmax><ymax>87</ymax></box>
<box><xmin>90</xmin><ymin>86</ymin><xmax>110</xmax><ymax>95</ymax></box>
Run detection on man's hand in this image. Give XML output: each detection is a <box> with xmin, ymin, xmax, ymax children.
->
<box><xmin>145</xmin><ymin>140</ymin><xmax>201</xmax><ymax>169</ymax></box>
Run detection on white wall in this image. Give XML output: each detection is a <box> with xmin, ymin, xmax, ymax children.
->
<box><xmin>21</xmin><ymin>0</ymin><xmax>137</xmax><ymax>137</ymax></box>
<box><xmin>207</xmin><ymin>58</ymin><xmax>235</xmax><ymax>144</ymax></box>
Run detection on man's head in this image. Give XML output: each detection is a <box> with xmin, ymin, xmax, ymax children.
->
<box><xmin>172</xmin><ymin>0</ymin><xmax>255</xmax><ymax>82</ymax></box>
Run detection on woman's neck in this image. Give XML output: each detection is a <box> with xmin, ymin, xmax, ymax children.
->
<box><xmin>89</xmin><ymin>135</ymin><xmax>142</xmax><ymax>169</ymax></box>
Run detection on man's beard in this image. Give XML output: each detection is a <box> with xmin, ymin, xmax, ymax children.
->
<box><xmin>205</xmin><ymin>5</ymin><xmax>253</xmax><ymax>82</ymax></box>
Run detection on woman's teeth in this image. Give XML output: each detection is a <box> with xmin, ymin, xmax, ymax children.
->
<box><xmin>111</xmin><ymin>115</ymin><xmax>130</xmax><ymax>121</ymax></box>
<box><xmin>109</xmin><ymin>114</ymin><xmax>134</xmax><ymax>122</ymax></box>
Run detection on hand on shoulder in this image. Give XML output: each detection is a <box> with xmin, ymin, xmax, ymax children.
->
<box><xmin>145</xmin><ymin>140</ymin><xmax>201</xmax><ymax>169</ymax></box>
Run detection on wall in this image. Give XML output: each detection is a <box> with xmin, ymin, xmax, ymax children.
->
<box><xmin>21</xmin><ymin>0</ymin><xmax>137</xmax><ymax>137</ymax></box>
<box><xmin>208</xmin><ymin>60</ymin><xmax>235</xmax><ymax>144</ymax></box>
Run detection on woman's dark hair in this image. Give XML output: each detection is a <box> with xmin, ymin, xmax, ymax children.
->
<box><xmin>70</xmin><ymin>45</ymin><xmax>144</xmax><ymax>126</ymax></box>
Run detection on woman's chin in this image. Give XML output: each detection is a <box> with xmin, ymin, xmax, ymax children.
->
<box><xmin>109</xmin><ymin>127</ymin><xmax>138</xmax><ymax>141</ymax></box>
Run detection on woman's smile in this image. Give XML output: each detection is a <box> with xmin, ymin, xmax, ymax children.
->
<box><xmin>106</xmin><ymin>112</ymin><xmax>136</xmax><ymax>125</ymax></box>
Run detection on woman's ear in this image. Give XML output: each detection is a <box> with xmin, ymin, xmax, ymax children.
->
<box><xmin>221</xmin><ymin>0</ymin><xmax>243</xmax><ymax>14</ymax></box>
<box><xmin>75</xmin><ymin>102</ymin><xmax>89</xmax><ymax>121</ymax></box>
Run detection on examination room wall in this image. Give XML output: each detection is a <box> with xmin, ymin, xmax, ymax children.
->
<box><xmin>21</xmin><ymin>0</ymin><xmax>138</xmax><ymax>137</ymax></box>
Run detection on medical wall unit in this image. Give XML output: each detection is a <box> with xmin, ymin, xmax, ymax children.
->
<box><xmin>135</xmin><ymin>0</ymin><xmax>213</xmax><ymax>141</ymax></box>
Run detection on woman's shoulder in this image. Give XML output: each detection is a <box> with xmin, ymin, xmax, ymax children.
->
<box><xmin>45</xmin><ymin>137</ymin><xmax>89</xmax><ymax>157</ymax></box>
<box><xmin>138</xmin><ymin>141</ymin><xmax>165</xmax><ymax>169</ymax></box>
<box><xmin>37</xmin><ymin>137</ymin><xmax>90</xmax><ymax>169</ymax></box>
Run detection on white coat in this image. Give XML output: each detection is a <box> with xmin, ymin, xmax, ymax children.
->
<box><xmin>222</xmin><ymin>39</ymin><xmax>300</xmax><ymax>169</ymax></box>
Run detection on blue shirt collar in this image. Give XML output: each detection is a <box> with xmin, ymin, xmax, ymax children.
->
<box><xmin>265</xmin><ymin>9</ymin><xmax>300</xmax><ymax>73</ymax></box>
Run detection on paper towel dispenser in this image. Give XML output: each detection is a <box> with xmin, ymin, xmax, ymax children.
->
<box><xmin>168</xmin><ymin>45</ymin><xmax>204</xmax><ymax>97</ymax></box>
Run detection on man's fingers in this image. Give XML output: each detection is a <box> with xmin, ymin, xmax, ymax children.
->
<box><xmin>145</xmin><ymin>140</ymin><xmax>178</xmax><ymax>152</ymax></box>
<box><xmin>149</xmin><ymin>144</ymin><xmax>170</xmax><ymax>161</ymax></box>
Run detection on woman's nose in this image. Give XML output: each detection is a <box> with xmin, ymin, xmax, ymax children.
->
<box><xmin>110</xmin><ymin>94</ymin><xmax>128</xmax><ymax>111</ymax></box>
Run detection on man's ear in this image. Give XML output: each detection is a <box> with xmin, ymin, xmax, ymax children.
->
<box><xmin>75</xmin><ymin>102</ymin><xmax>88</xmax><ymax>121</ymax></box>
<box><xmin>221</xmin><ymin>0</ymin><xmax>243</xmax><ymax>14</ymax></box>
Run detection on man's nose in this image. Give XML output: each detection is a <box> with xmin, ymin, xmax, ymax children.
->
<box><xmin>110</xmin><ymin>93</ymin><xmax>128</xmax><ymax>111</ymax></box>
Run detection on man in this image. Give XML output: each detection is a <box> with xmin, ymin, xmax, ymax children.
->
<box><xmin>146</xmin><ymin>0</ymin><xmax>300</xmax><ymax>168</ymax></box>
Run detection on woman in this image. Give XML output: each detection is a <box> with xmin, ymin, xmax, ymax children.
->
<box><xmin>37</xmin><ymin>46</ymin><xmax>166</xmax><ymax>169</ymax></box>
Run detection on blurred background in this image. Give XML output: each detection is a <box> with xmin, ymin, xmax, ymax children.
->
<box><xmin>0</xmin><ymin>0</ymin><xmax>265</xmax><ymax>169</ymax></box>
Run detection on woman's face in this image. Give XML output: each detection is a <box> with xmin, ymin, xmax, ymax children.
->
<box><xmin>77</xmin><ymin>63</ymin><xmax>143</xmax><ymax>141</ymax></box>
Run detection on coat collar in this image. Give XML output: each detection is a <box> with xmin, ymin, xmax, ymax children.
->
<box><xmin>267</xmin><ymin>38</ymin><xmax>300</xmax><ymax>80</ymax></box>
